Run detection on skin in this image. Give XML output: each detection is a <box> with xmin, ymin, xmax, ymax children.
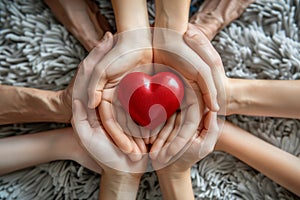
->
<box><xmin>71</xmin><ymin>35</ymin><xmax>148</xmax><ymax>199</ymax></box>
<box><xmin>86</xmin><ymin>0</ymin><xmax>152</xmax><ymax>156</ymax></box>
<box><xmin>0</xmin><ymin>85</ymin><xmax>71</xmax><ymax>124</ymax></box>
<box><xmin>0</xmin><ymin>128</ymin><xmax>102</xmax><ymax>176</ymax></box>
<box><xmin>44</xmin><ymin>0</ymin><xmax>112</xmax><ymax>51</ymax></box>
<box><xmin>4</xmin><ymin>1</ymin><xmax>298</xmax><ymax>199</ymax></box>
<box><xmin>150</xmin><ymin>0</ymin><xmax>221</xmax><ymax>167</ymax></box>
<box><xmin>183</xmin><ymin>23</ymin><xmax>300</xmax><ymax>197</ymax></box>
<box><xmin>189</xmin><ymin>0</ymin><xmax>255</xmax><ymax>40</ymax></box>
<box><xmin>215</xmin><ymin>121</ymin><xmax>300</xmax><ymax>197</ymax></box>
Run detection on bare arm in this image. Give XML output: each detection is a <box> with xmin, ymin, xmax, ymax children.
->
<box><xmin>44</xmin><ymin>0</ymin><xmax>111</xmax><ymax>51</ymax></box>
<box><xmin>215</xmin><ymin>121</ymin><xmax>300</xmax><ymax>196</ymax></box>
<box><xmin>98</xmin><ymin>171</ymin><xmax>142</xmax><ymax>200</ymax></box>
<box><xmin>227</xmin><ymin>79</ymin><xmax>300</xmax><ymax>119</ymax></box>
<box><xmin>156</xmin><ymin>169</ymin><xmax>194</xmax><ymax>200</ymax></box>
<box><xmin>0</xmin><ymin>128</ymin><xmax>101</xmax><ymax>175</ymax></box>
<box><xmin>155</xmin><ymin>0</ymin><xmax>190</xmax><ymax>33</ymax></box>
<box><xmin>0</xmin><ymin>85</ymin><xmax>70</xmax><ymax>124</ymax></box>
<box><xmin>184</xmin><ymin>24</ymin><xmax>300</xmax><ymax>119</ymax></box>
<box><xmin>111</xmin><ymin>0</ymin><xmax>150</xmax><ymax>32</ymax></box>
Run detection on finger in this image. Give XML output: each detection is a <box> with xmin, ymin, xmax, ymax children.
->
<box><xmin>128</xmin><ymin>137</ymin><xmax>147</xmax><ymax>162</ymax></box>
<box><xmin>134</xmin><ymin>137</ymin><xmax>148</xmax><ymax>154</ymax></box>
<box><xmin>99</xmin><ymin>100</ymin><xmax>133</xmax><ymax>154</ymax></box>
<box><xmin>115</xmin><ymin>103</ymin><xmax>131</xmax><ymax>136</ymax></box>
<box><xmin>184</xmin><ymin>24</ymin><xmax>224</xmax><ymax>71</ymax></box>
<box><xmin>104</xmin><ymin>88</ymin><xmax>132</xmax><ymax>136</ymax></box>
<box><xmin>184</xmin><ymin>24</ymin><xmax>227</xmax><ymax>113</ymax></box>
<box><xmin>127</xmin><ymin>136</ymin><xmax>143</xmax><ymax>162</ymax></box>
<box><xmin>87</xmin><ymin>33</ymin><xmax>115</xmax><ymax>109</ymax></box>
<box><xmin>72</xmin><ymin>99</ymin><xmax>94</xmax><ymax>142</ymax></box>
<box><xmin>148</xmin><ymin>116</ymin><xmax>169</xmax><ymax>144</ymax></box>
<box><xmin>197</xmin><ymin>111</ymin><xmax>220</xmax><ymax>159</ymax></box>
<box><xmin>164</xmin><ymin>102</ymin><xmax>200</xmax><ymax>163</ymax></box>
<box><xmin>153</xmin><ymin>112</ymin><xmax>184</xmax><ymax>164</ymax></box>
<box><xmin>149</xmin><ymin>113</ymin><xmax>178</xmax><ymax>159</ymax></box>
<box><xmin>87</xmin><ymin>48</ymin><xmax>147</xmax><ymax>109</ymax></box>
<box><xmin>103</xmin><ymin>87</ymin><xmax>146</xmax><ymax>149</ymax></box>
<box><xmin>154</xmin><ymin>28</ymin><xmax>219</xmax><ymax>111</ymax></box>
<box><xmin>141</xmin><ymin>127</ymin><xmax>150</xmax><ymax>144</ymax></box>
<box><xmin>73</xmin><ymin>32</ymin><xmax>114</xmax><ymax>103</ymax></box>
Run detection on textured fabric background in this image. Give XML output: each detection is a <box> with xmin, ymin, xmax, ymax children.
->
<box><xmin>0</xmin><ymin>0</ymin><xmax>300</xmax><ymax>199</ymax></box>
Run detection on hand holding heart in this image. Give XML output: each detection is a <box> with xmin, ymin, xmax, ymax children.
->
<box><xmin>72</xmin><ymin>36</ymin><xmax>148</xmax><ymax>174</ymax></box>
<box><xmin>117</xmin><ymin>71</ymin><xmax>184</xmax><ymax>130</ymax></box>
<box><xmin>87</xmin><ymin>29</ymin><xmax>152</xmax><ymax>155</ymax></box>
<box><xmin>72</xmin><ymin>27</ymin><xmax>222</xmax><ymax>173</ymax></box>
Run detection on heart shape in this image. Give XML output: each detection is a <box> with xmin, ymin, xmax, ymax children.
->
<box><xmin>117</xmin><ymin>71</ymin><xmax>184</xmax><ymax>130</ymax></box>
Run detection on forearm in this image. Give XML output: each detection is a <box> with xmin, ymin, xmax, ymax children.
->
<box><xmin>111</xmin><ymin>0</ymin><xmax>149</xmax><ymax>32</ymax></box>
<box><xmin>227</xmin><ymin>79</ymin><xmax>300</xmax><ymax>119</ymax></box>
<box><xmin>44</xmin><ymin>0</ymin><xmax>111</xmax><ymax>51</ymax></box>
<box><xmin>156</xmin><ymin>169</ymin><xmax>194</xmax><ymax>200</ymax></box>
<box><xmin>98</xmin><ymin>171</ymin><xmax>141</xmax><ymax>200</ymax></box>
<box><xmin>0</xmin><ymin>128</ymin><xmax>74</xmax><ymax>175</ymax></box>
<box><xmin>215</xmin><ymin>121</ymin><xmax>300</xmax><ymax>196</ymax></box>
<box><xmin>155</xmin><ymin>0</ymin><xmax>190</xmax><ymax>33</ymax></box>
<box><xmin>0</xmin><ymin>85</ymin><xmax>70</xmax><ymax>124</ymax></box>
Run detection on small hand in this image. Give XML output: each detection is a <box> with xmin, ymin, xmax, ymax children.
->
<box><xmin>72</xmin><ymin>35</ymin><xmax>148</xmax><ymax>172</ymax></box>
<box><xmin>151</xmin><ymin>27</ymin><xmax>219</xmax><ymax>162</ymax></box>
<box><xmin>149</xmin><ymin>79</ymin><xmax>204</xmax><ymax>165</ymax></box>
<box><xmin>153</xmin><ymin>111</ymin><xmax>219</xmax><ymax>173</ymax></box>
<box><xmin>87</xmin><ymin>29</ymin><xmax>152</xmax><ymax>154</ymax></box>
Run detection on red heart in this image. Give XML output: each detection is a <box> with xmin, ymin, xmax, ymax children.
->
<box><xmin>117</xmin><ymin>72</ymin><xmax>184</xmax><ymax>130</ymax></box>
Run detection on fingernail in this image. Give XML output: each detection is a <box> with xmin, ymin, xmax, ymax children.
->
<box><xmin>103</xmin><ymin>32</ymin><xmax>110</xmax><ymax>41</ymax></box>
<box><xmin>99</xmin><ymin>32</ymin><xmax>108</xmax><ymax>43</ymax></box>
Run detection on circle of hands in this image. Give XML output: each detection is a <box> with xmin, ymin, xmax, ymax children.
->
<box><xmin>70</xmin><ymin>24</ymin><xmax>227</xmax><ymax>175</ymax></box>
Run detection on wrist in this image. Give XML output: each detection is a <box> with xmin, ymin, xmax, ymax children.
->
<box><xmin>154</xmin><ymin>0</ymin><xmax>190</xmax><ymax>33</ymax></box>
<box><xmin>112</xmin><ymin>0</ymin><xmax>150</xmax><ymax>32</ymax></box>
<box><xmin>157</xmin><ymin>167</ymin><xmax>190</xmax><ymax>180</ymax></box>
<box><xmin>226</xmin><ymin>78</ymin><xmax>253</xmax><ymax>115</ymax></box>
<box><xmin>99</xmin><ymin>170</ymin><xmax>142</xmax><ymax>200</ymax></box>
<box><xmin>56</xmin><ymin>90</ymin><xmax>72</xmax><ymax>122</ymax></box>
<box><xmin>157</xmin><ymin>168</ymin><xmax>194</xmax><ymax>200</ymax></box>
<box><xmin>155</xmin><ymin>14</ymin><xmax>188</xmax><ymax>34</ymax></box>
<box><xmin>117</xmin><ymin>27</ymin><xmax>152</xmax><ymax>48</ymax></box>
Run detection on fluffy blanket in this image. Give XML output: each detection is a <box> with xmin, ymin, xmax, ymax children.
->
<box><xmin>0</xmin><ymin>0</ymin><xmax>299</xmax><ymax>199</ymax></box>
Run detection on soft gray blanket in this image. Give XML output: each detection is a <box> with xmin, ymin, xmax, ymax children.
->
<box><xmin>0</xmin><ymin>0</ymin><xmax>299</xmax><ymax>199</ymax></box>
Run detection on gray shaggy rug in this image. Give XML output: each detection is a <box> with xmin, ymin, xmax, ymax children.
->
<box><xmin>0</xmin><ymin>0</ymin><xmax>300</xmax><ymax>199</ymax></box>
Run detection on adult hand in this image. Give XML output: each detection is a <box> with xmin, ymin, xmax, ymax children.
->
<box><xmin>184</xmin><ymin>24</ymin><xmax>228</xmax><ymax>115</ymax></box>
<box><xmin>44</xmin><ymin>0</ymin><xmax>112</xmax><ymax>51</ymax></box>
<box><xmin>72</xmin><ymin>34</ymin><xmax>148</xmax><ymax>171</ymax></box>
<box><xmin>151</xmin><ymin>27</ymin><xmax>219</xmax><ymax>162</ymax></box>
<box><xmin>86</xmin><ymin>28</ymin><xmax>152</xmax><ymax>154</ymax></box>
<box><xmin>189</xmin><ymin>0</ymin><xmax>254</xmax><ymax>40</ymax></box>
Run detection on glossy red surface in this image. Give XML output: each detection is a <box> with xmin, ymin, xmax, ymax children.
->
<box><xmin>117</xmin><ymin>71</ymin><xmax>184</xmax><ymax>129</ymax></box>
